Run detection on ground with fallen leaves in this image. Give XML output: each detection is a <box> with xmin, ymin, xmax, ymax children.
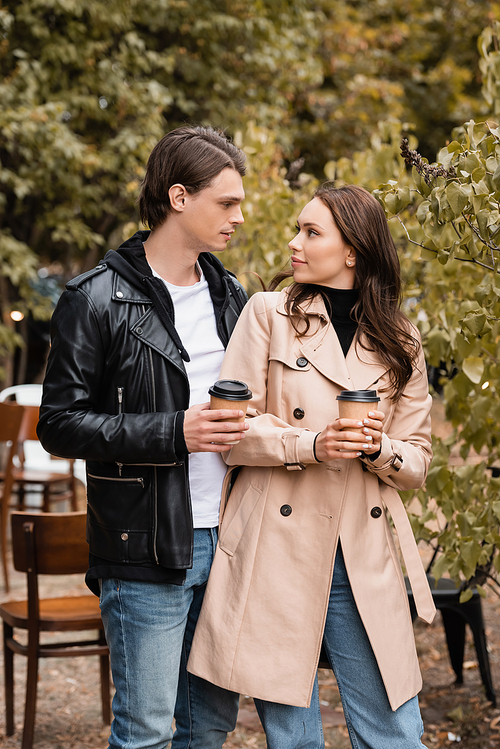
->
<box><xmin>1</xmin><ymin>554</ymin><xmax>499</xmax><ymax>749</ymax></box>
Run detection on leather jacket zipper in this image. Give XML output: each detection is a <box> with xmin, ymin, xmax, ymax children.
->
<box><xmin>117</xmin><ymin>388</ymin><xmax>124</xmax><ymax>475</ymax></box>
<box><xmin>145</xmin><ymin>307</ymin><xmax>160</xmax><ymax>565</ymax></box>
<box><xmin>87</xmin><ymin>473</ymin><xmax>144</xmax><ymax>488</ymax></box>
<box><xmin>117</xmin><ymin>386</ymin><xmax>124</xmax><ymax>414</ymax></box>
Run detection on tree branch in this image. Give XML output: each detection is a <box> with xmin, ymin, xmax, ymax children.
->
<box><xmin>462</xmin><ymin>213</ymin><xmax>500</xmax><ymax>253</ymax></box>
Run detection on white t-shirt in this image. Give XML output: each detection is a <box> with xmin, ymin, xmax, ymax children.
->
<box><xmin>151</xmin><ymin>265</ymin><xmax>226</xmax><ymax>528</ymax></box>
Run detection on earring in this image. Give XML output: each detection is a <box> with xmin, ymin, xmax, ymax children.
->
<box><xmin>347</xmin><ymin>261</ymin><xmax>352</xmax><ymax>266</ymax></box>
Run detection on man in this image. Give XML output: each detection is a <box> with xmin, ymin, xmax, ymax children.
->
<box><xmin>37</xmin><ymin>126</ymin><xmax>248</xmax><ymax>748</ymax></box>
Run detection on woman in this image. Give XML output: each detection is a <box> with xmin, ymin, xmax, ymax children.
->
<box><xmin>188</xmin><ymin>184</ymin><xmax>435</xmax><ymax>749</ymax></box>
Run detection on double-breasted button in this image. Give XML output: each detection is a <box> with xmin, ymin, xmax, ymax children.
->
<box><xmin>370</xmin><ymin>507</ymin><xmax>382</xmax><ymax>519</ymax></box>
<box><xmin>121</xmin><ymin>532</ymin><xmax>129</xmax><ymax>541</ymax></box>
<box><xmin>296</xmin><ymin>357</ymin><xmax>308</xmax><ymax>368</ymax></box>
<box><xmin>116</xmin><ymin>291</ymin><xmax>124</xmax><ymax>298</ymax></box>
<box><xmin>293</xmin><ymin>408</ymin><xmax>305</xmax><ymax>420</ymax></box>
<box><xmin>280</xmin><ymin>504</ymin><xmax>292</xmax><ymax>517</ymax></box>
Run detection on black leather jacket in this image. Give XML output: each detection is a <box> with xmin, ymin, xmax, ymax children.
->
<box><xmin>37</xmin><ymin>232</ymin><xmax>247</xmax><ymax>590</ymax></box>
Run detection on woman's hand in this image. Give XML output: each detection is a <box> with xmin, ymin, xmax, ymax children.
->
<box><xmin>314</xmin><ymin>409</ymin><xmax>385</xmax><ymax>462</ymax></box>
<box><xmin>359</xmin><ymin>410</ymin><xmax>385</xmax><ymax>456</ymax></box>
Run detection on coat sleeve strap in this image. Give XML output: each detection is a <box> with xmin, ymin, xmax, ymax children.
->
<box><xmin>282</xmin><ymin>430</ymin><xmax>307</xmax><ymax>470</ymax></box>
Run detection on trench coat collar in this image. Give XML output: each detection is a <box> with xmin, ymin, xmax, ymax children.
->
<box><xmin>277</xmin><ymin>291</ymin><xmax>389</xmax><ymax>392</ymax></box>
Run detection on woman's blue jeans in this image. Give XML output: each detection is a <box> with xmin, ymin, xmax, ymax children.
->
<box><xmin>255</xmin><ymin>545</ymin><xmax>427</xmax><ymax>749</ymax></box>
<box><xmin>99</xmin><ymin>528</ymin><xmax>239</xmax><ymax>749</ymax></box>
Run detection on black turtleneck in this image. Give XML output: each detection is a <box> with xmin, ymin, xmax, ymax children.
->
<box><xmin>315</xmin><ymin>286</ymin><xmax>359</xmax><ymax>356</ymax></box>
<box><xmin>314</xmin><ymin>285</ymin><xmax>381</xmax><ymax>462</ymax></box>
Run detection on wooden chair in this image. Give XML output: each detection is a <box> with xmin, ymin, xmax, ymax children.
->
<box><xmin>0</xmin><ymin>402</ymin><xmax>25</xmax><ymax>592</ymax></box>
<box><xmin>0</xmin><ymin>384</ymin><xmax>43</xmax><ymax>406</ymax></box>
<box><xmin>0</xmin><ymin>511</ymin><xmax>111</xmax><ymax>749</ymax></box>
<box><xmin>11</xmin><ymin>405</ymin><xmax>78</xmax><ymax>512</ymax></box>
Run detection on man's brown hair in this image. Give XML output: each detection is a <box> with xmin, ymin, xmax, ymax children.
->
<box><xmin>139</xmin><ymin>126</ymin><xmax>246</xmax><ymax>229</ymax></box>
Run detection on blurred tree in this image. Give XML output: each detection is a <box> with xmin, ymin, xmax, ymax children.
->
<box><xmin>292</xmin><ymin>0</ymin><xmax>500</xmax><ymax>174</ymax></box>
<box><xmin>0</xmin><ymin>0</ymin><xmax>321</xmax><ymax>269</ymax></box>
<box><xmin>1</xmin><ymin>0</ymin><xmax>499</xmax><ymax>387</ymax></box>
<box><xmin>0</xmin><ymin>0</ymin><xmax>322</xmax><ymax>384</ymax></box>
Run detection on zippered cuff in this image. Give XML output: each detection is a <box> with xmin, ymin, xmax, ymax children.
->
<box><xmin>174</xmin><ymin>411</ymin><xmax>189</xmax><ymax>457</ymax></box>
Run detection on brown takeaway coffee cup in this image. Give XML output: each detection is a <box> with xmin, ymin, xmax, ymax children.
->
<box><xmin>336</xmin><ymin>389</ymin><xmax>380</xmax><ymax>433</ymax></box>
<box><xmin>208</xmin><ymin>379</ymin><xmax>253</xmax><ymax>444</ymax></box>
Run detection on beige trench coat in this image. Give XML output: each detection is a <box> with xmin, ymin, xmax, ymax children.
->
<box><xmin>188</xmin><ymin>290</ymin><xmax>436</xmax><ymax>711</ymax></box>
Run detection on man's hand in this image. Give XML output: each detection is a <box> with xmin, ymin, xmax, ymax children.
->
<box><xmin>183</xmin><ymin>402</ymin><xmax>249</xmax><ymax>453</ymax></box>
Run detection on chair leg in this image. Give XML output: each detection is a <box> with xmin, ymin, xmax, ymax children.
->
<box><xmin>22</xmin><ymin>649</ymin><xmax>39</xmax><ymax>749</ymax></box>
<box><xmin>99</xmin><ymin>629</ymin><xmax>111</xmax><ymax>724</ymax></box>
<box><xmin>466</xmin><ymin>603</ymin><xmax>497</xmax><ymax>706</ymax></box>
<box><xmin>0</xmin><ymin>503</ymin><xmax>9</xmax><ymax>593</ymax></box>
<box><xmin>440</xmin><ymin>607</ymin><xmax>466</xmax><ymax>683</ymax></box>
<box><xmin>42</xmin><ymin>485</ymin><xmax>50</xmax><ymax>513</ymax></box>
<box><xmin>70</xmin><ymin>472</ymin><xmax>78</xmax><ymax>512</ymax></box>
<box><xmin>3</xmin><ymin>622</ymin><xmax>14</xmax><ymax>735</ymax></box>
<box><xmin>17</xmin><ymin>484</ymin><xmax>26</xmax><ymax>512</ymax></box>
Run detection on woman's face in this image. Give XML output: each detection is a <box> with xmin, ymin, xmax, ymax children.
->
<box><xmin>288</xmin><ymin>197</ymin><xmax>356</xmax><ymax>289</ymax></box>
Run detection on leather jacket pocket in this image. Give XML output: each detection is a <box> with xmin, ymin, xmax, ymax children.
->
<box><xmin>86</xmin><ymin>472</ymin><xmax>151</xmax><ymax>563</ymax></box>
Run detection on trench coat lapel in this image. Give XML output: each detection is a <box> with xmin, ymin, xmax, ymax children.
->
<box><xmin>345</xmin><ymin>340</ymin><xmax>390</xmax><ymax>391</ymax></box>
<box><xmin>281</xmin><ymin>295</ymin><xmax>389</xmax><ymax>392</ymax></box>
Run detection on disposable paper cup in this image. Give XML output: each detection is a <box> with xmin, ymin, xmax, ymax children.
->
<box><xmin>336</xmin><ymin>389</ymin><xmax>380</xmax><ymax>433</ymax></box>
<box><xmin>208</xmin><ymin>379</ymin><xmax>252</xmax><ymax>444</ymax></box>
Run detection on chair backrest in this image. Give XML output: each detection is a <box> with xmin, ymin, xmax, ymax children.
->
<box><xmin>0</xmin><ymin>384</ymin><xmax>42</xmax><ymax>406</ymax></box>
<box><xmin>11</xmin><ymin>511</ymin><xmax>89</xmax><ymax>576</ymax></box>
<box><xmin>14</xmin><ymin>404</ymin><xmax>74</xmax><ymax>476</ymax></box>
<box><xmin>17</xmin><ymin>405</ymin><xmax>41</xmax><ymax>443</ymax></box>
<box><xmin>0</xmin><ymin>401</ymin><xmax>25</xmax><ymax>444</ymax></box>
<box><xmin>0</xmin><ymin>402</ymin><xmax>25</xmax><ymax>480</ymax></box>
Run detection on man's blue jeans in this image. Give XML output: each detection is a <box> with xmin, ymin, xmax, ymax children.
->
<box><xmin>255</xmin><ymin>544</ymin><xmax>427</xmax><ymax>749</ymax></box>
<box><xmin>99</xmin><ymin>528</ymin><xmax>239</xmax><ymax>749</ymax></box>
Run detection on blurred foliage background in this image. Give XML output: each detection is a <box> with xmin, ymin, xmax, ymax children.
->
<box><xmin>3</xmin><ymin>0</ymin><xmax>500</xmax><ymax>586</ymax></box>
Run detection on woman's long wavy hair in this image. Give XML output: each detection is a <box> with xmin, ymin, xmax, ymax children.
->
<box><xmin>269</xmin><ymin>183</ymin><xmax>419</xmax><ymax>401</ymax></box>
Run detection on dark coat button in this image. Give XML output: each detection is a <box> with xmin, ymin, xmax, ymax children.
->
<box><xmin>296</xmin><ymin>357</ymin><xmax>308</xmax><ymax>368</ymax></box>
<box><xmin>293</xmin><ymin>408</ymin><xmax>305</xmax><ymax>419</ymax></box>
<box><xmin>280</xmin><ymin>504</ymin><xmax>292</xmax><ymax>517</ymax></box>
<box><xmin>370</xmin><ymin>506</ymin><xmax>382</xmax><ymax>518</ymax></box>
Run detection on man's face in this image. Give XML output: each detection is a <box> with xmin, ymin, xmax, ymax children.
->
<box><xmin>181</xmin><ymin>168</ymin><xmax>245</xmax><ymax>253</ymax></box>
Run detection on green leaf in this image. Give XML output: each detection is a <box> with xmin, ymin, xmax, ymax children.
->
<box><xmin>424</xmin><ymin>327</ymin><xmax>451</xmax><ymax>366</ymax></box>
<box><xmin>493</xmin><ymin>162</ymin><xmax>500</xmax><ymax>191</ymax></box>
<box><xmin>476</xmin><ymin>584</ymin><xmax>486</xmax><ymax>598</ymax></box>
<box><xmin>459</xmin><ymin>588</ymin><xmax>473</xmax><ymax>603</ymax></box>
<box><xmin>416</xmin><ymin>200</ymin><xmax>431</xmax><ymax>225</ymax></box>
<box><xmin>384</xmin><ymin>192</ymin><xmax>399</xmax><ymax>215</ymax></box>
<box><xmin>431</xmin><ymin>554</ymin><xmax>449</xmax><ymax>582</ymax></box>
<box><xmin>477</xmin><ymin>210</ymin><xmax>489</xmax><ymax>238</ymax></box>
<box><xmin>461</xmin><ymin>152</ymin><xmax>482</xmax><ymax>174</ymax></box>
<box><xmin>446</xmin><ymin>181</ymin><xmax>468</xmax><ymax>216</ymax></box>
<box><xmin>462</xmin><ymin>313</ymin><xmax>487</xmax><ymax>337</ymax></box>
<box><xmin>462</xmin><ymin>356</ymin><xmax>484</xmax><ymax>384</ymax></box>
